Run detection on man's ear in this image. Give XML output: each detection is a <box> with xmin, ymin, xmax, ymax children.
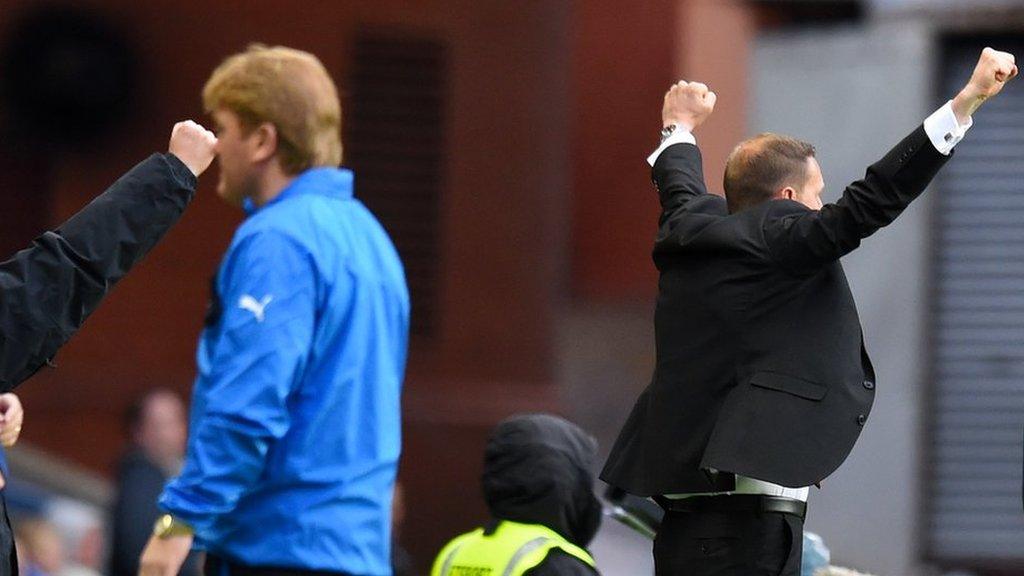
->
<box><xmin>773</xmin><ymin>187</ymin><xmax>796</xmax><ymax>201</ymax></box>
<box><xmin>251</xmin><ymin>123</ymin><xmax>279</xmax><ymax>163</ymax></box>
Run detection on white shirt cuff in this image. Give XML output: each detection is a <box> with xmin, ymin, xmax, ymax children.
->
<box><xmin>647</xmin><ymin>127</ymin><xmax>697</xmax><ymax>166</ymax></box>
<box><xmin>923</xmin><ymin>100</ymin><xmax>973</xmax><ymax>156</ymax></box>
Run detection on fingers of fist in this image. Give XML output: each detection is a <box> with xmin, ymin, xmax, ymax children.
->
<box><xmin>666</xmin><ymin>81</ymin><xmax>716</xmax><ymax>106</ymax></box>
<box><xmin>663</xmin><ymin>80</ymin><xmax>716</xmax><ymax>129</ymax></box>
<box><xmin>172</xmin><ymin>120</ymin><xmax>217</xmax><ymax>146</ymax></box>
<box><xmin>667</xmin><ymin>80</ymin><xmax>713</xmax><ymax>98</ymax></box>
<box><xmin>980</xmin><ymin>47</ymin><xmax>1018</xmax><ymax>84</ymax></box>
<box><xmin>169</xmin><ymin>119</ymin><xmax>218</xmax><ymax>177</ymax></box>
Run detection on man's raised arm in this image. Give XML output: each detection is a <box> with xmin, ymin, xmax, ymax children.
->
<box><xmin>0</xmin><ymin>121</ymin><xmax>217</xmax><ymax>389</ymax></box>
<box><xmin>766</xmin><ymin>48</ymin><xmax>1016</xmax><ymax>274</ymax></box>
<box><xmin>648</xmin><ymin>81</ymin><xmax>716</xmax><ymax>213</ymax></box>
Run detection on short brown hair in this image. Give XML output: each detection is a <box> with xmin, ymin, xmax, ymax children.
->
<box><xmin>203</xmin><ymin>44</ymin><xmax>343</xmax><ymax>175</ymax></box>
<box><xmin>723</xmin><ymin>133</ymin><xmax>815</xmax><ymax>213</ymax></box>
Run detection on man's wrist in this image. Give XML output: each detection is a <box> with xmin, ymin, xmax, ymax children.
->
<box><xmin>664</xmin><ymin>120</ymin><xmax>695</xmax><ymax>132</ymax></box>
<box><xmin>648</xmin><ymin>125</ymin><xmax>698</xmax><ymax>167</ymax></box>
<box><xmin>952</xmin><ymin>87</ymin><xmax>985</xmax><ymax>125</ymax></box>
<box><xmin>153</xmin><ymin>514</ymin><xmax>194</xmax><ymax>539</ymax></box>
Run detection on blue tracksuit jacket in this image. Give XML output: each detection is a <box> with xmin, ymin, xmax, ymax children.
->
<box><xmin>159</xmin><ymin>167</ymin><xmax>409</xmax><ymax>575</ymax></box>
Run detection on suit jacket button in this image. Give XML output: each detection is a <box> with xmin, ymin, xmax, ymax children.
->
<box><xmin>863</xmin><ymin>380</ymin><xmax>875</xmax><ymax>390</ymax></box>
<box><xmin>857</xmin><ymin>414</ymin><xmax>867</xmax><ymax>426</ymax></box>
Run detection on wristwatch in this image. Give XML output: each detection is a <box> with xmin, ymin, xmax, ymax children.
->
<box><xmin>660</xmin><ymin>124</ymin><xmax>677</xmax><ymax>143</ymax></box>
<box><xmin>153</xmin><ymin>514</ymin><xmax>194</xmax><ymax>539</ymax></box>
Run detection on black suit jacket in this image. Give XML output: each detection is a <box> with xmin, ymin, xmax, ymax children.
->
<box><xmin>601</xmin><ymin>126</ymin><xmax>951</xmax><ymax>495</ymax></box>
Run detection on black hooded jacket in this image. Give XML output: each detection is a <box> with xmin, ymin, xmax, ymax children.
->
<box><xmin>482</xmin><ymin>414</ymin><xmax>602</xmax><ymax>576</ymax></box>
<box><xmin>0</xmin><ymin>153</ymin><xmax>196</xmax><ymax>391</ymax></box>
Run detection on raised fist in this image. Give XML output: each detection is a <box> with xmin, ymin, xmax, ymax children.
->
<box><xmin>662</xmin><ymin>80</ymin><xmax>717</xmax><ymax>132</ymax></box>
<box><xmin>168</xmin><ymin>120</ymin><xmax>218</xmax><ymax>177</ymax></box>
<box><xmin>967</xmin><ymin>47</ymin><xmax>1017</xmax><ymax>99</ymax></box>
<box><xmin>952</xmin><ymin>48</ymin><xmax>1017</xmax><ymax>122</ymax></box>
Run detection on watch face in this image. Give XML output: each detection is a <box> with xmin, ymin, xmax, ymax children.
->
<box><xmin>154</xmin><ymin>514</ymin><xmax>171</xmax><ymax>536</ymax></box>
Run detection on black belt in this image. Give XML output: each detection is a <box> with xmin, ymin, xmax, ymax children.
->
<box><xmin>655</xmin><ymin>494</ymin><xmax>807</xmax><ymax>520</ymax></box>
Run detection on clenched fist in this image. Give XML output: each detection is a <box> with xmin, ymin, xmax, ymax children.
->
<box><xmin>0</xmin><ymin>394</ymin><xmax>23</xmax><ymax>448</ymax></box>
<box><xmin>168</xmin><ymin>120</ymin><xmax>218</xmax><ymax>177</ymax></box>
<box><xmin>663</xmin><ymin>80</ymin><xmax>717</xmax><ymax>132</ymax></box>
<box><xmin>952</xmin><ymin>47</ymin><xmax>1017</xmax><ymax>123</ymax></box>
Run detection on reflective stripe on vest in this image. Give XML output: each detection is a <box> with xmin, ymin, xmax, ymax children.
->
<box><xmin>430</xmin><ymin>521</ymin><xmax>596</xmax><ymax>576</ymax></box>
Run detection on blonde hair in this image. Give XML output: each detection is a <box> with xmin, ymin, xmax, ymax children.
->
<box><xmin>203</xmin><ymin>44</ymin><xmax>343</xmax><ymax>174</ymax></box>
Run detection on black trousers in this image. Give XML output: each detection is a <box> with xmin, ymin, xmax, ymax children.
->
<box><xmin>0</xmin><ymin>493</ymin><xmax>17</xmax><ymax>576</ymax></box>
<box><xmin>653</xmin><ymin>509</ymin><xmax>803</xmax><ymax>576</ymax></box>
<box><xmin>204</xmin><ymin>555</ymin><xmax>352</xmax><ymax>576</ymax></box>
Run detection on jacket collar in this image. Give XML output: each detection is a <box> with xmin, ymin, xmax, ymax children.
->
<box><xmin>244</xmin><ymin>167</ymin><xmax>354</xmax><ymax>216</ymax></box>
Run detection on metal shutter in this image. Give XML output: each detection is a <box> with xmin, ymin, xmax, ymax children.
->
<box><xmin>347</xmin><ymin>32</ymin><xmax>448</xmax><ymax>338</ymax></box>
<box><xmin>926</xmin><ymin>37</ymin><xmax>1024</xmax><ymax>566</ymax></box>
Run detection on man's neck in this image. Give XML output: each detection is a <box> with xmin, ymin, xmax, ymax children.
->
<box><xmin>250</xmin><ymin>168</ymin><xmax>298</xmax><ymax>208</ymax></box>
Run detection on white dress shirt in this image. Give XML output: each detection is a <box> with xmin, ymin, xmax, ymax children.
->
<box><xmin>649</xmin><ymin>100</ymin><xmax>971</xmax><ymax>167</ymax></box>
<box><xmin>652</xmin><ymin>101</ymin><xmax>972</xmax><ymax>502</ymax></box>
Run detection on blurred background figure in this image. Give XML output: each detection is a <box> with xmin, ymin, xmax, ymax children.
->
<box><xmin>392</xmin><ymin>482</ymin><xmax>417</xmax><ymax>576</ymax></box>
<box><xmin>45</xmin><ymin>497</ymin><xmax>103</xmax><ymax>576</ymax></box>
<box><xmin>16</xmin><ymin>518</ymin><xmax>63</xmax><ymax>576</ymax></box>
<box><xmin>802</xmin><ymin>532</ymin><xmax>831</xmax><ymax>576</ymax></box>
<box><xmin>108</xmin><ymin>389</ymin><xmax>199</xmax><ymax>576</ymax></box>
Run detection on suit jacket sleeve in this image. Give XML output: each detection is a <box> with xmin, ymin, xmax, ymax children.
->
<box><xmin>652</xmin><ymin>143</ymin><xmax>710</xmax><ymax>216</ymax></box>
<box><xmin>764</xmin><ymin>125</ymin><xmax>951</xmax><ymax>274</ymax></box>
<box><xmin>0</xmin><ymin>153</ymin><xmax>196</xmax><ymax>390</ymax></box>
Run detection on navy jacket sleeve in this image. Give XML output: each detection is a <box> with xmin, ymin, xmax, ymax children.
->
<box><xmin>0</xmin><ymin>153</ymin><xmax>197</xmax><ymax>390</ymax></box>
<box><xmin>764</xmin><ymin>125</ymin><xmax>951</xmax><ymax>274</ymax></box>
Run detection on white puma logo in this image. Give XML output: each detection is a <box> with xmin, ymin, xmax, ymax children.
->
<box><xmin>238</xmin><ymin>294</ymin><xmax>273</xmax><ymax>323</ymax></box>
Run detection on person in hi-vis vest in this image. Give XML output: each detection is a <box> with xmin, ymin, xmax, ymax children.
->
<box><xmin>431</xmin><ymin>414</ymin><xmax>602</xmax><ymax>576</ymax></box>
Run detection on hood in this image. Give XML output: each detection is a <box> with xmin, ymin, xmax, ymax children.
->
<box><xmin>482</xmin><ymin>413</ymin><xmax>602</xmax><ymax>547</ymax></box>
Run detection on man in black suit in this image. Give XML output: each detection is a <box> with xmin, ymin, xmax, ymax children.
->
<box><xmin>601</xmin><ymin>48</ymin><xmax>1017</xmax><ymax>576</ymax></box>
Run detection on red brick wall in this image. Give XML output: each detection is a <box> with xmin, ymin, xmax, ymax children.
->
<box><xmin>570</xmin><ymin>0</ymin><xmax>676</xmax><ymax>302</ymax></box>
<box><xmin>570</xmin><ymin>0</ymin><xmax>754</xmax><ymax>301</ymax></box>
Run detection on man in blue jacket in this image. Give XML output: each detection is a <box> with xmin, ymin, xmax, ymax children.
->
<box><xmin>139</xmin><ymin>45</ymin><xmax>410</xmax><ymax>576</ymax></box>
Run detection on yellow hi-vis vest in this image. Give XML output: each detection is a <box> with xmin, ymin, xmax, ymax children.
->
<box><xmin>430</xmin><ymin>520</ymin><xmax>596</xmax><ymax>576</ymax></box>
